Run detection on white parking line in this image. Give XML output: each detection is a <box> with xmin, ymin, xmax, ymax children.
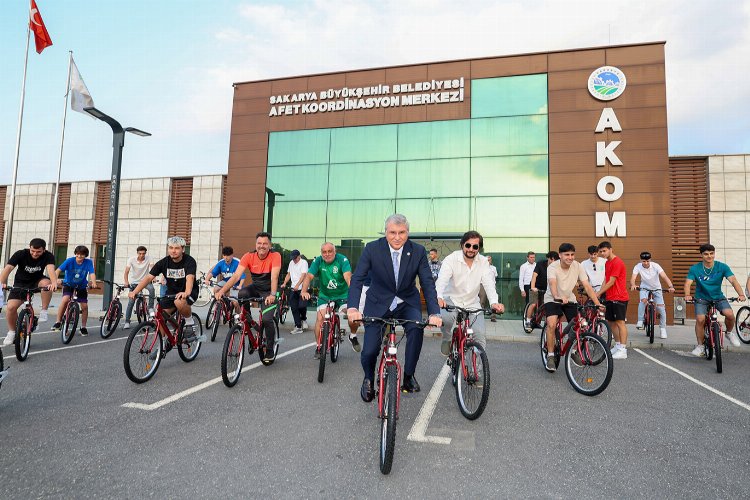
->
<box><xmin>634</xmin><ymin>348</ymin><xmax>750</xmax><ymax>412</ymax></box>
<box><xmin>2</xmin><ymin>336</ymin><xmax>127</xmax><ymax>360</ymax></box>
<box><xmin>407</xmin><ymin>364</ymin><xmax>452</xmax><ymax>445</ymax></box>
<box><xmin>122</xmin><ymin>342</ymin><xmax>317</xmax><ymax>411</ymax></box>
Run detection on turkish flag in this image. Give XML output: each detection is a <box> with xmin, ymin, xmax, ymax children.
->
<box><xmin>29</xmin><ymin>0</ymin><xmax>52</xmax><ymax>54</ymax></box>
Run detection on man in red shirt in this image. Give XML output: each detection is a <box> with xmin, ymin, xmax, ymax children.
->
<box><xmin>596</xmin><ymin>241</ymin><xmax>629</xmax><ymax>359</ymax></box>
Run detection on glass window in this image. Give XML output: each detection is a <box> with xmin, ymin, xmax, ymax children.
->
<box><xmin>266</xmin><ymin>164</ymin><xmax>329</xmax><ymax>201</ymax></box>
<box><xmin>326</xmin><ymin>199</ymin><xmax>395</xmax><ymax>239</ymax></box>
<box><xmin>397</xmin><ymin>120</ymin><xmax>470</xmax><ymax>160</ymax></box>
<box><xmin>471</xmin><ymin>116</ymin><xmax>548</xmax><ymax>157</ymax></box>
<box><xmin>328</xmin><ymin>162</ymin><xmax>396</xmax><ymax>200</ymax></box>
<box><xmin>270</xmin><ymin>201</ymin><xmax>327</xmax><ymax>237</ymax></box>
<box><xmin>395</xmin><ymin>198</ymin><xmax>470</xmax><ymax>234</ymax></box>
<box><xmin>330</xmin><ymin>124</ymin><xmax>397</xmax><ymax>164</ymax></box>
<box><xmin>268</xmin><ymin>129</ymin><xmax>330</xmax><ymax>166</ymax></box>
<box><xmin>471</xmin><ymin>74</ymin><xmax>548</xmax><ymax>118</ymax></box>
<box><xmin>271</xmin><ymin>238</ymin><xmax>325</xmax><ymax>263</ymax></box>
<box><xmin>470</xmin><ymin>155</ymin><xmax>548</xmax><ymax>197</ymax></box>
<box><xmin>397</xmin><ymin>159</ymin><xmax>470</xmax><ymax>198</ymax></box>
<box><xmin>482</xmin><ymin>238</ymin><xmax>550</xmax><ymax>254</ymax></box>
<box><xmin>472</xmin><ymin>196</ymin><xmax>548</xmax><ymax>238</ymax></box>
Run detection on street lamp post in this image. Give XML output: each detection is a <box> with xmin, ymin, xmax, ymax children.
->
<box><xmin>84</xmin><ymin>107</ymin><xmax>150</xmax><ymax>308</ymax></box>
<box><xmin>264</xmin><ymin>187</ymin><xmax>285</xmax><ymax>237</ymax></box>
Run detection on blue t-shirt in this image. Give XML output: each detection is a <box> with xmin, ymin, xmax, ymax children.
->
<box><xmin>687</xmin><ymin>261</ymin><xmax>734</xmax><ymax>301</ymax></box>
<box><xmin>59</xmin><ymin>257</ymin><xmax>95</xmax><ymax>289</ymax></box>
<box><xmin>212</xmin><ymin>258</ymin><xmax>245</xmax><ymax>282</ymax></box>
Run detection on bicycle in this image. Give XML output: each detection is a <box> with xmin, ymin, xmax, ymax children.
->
<box><xmin>735</xmin><ymin>304</ymin><xmax>750</xmax><ymax>344</ymax></box>
<box><xmin>522</xmin><ymin>299</ymin><xmax>546</xmax><ymax>334</ymax></box>
<box><xmin>442</xmin><ymin>305</ymin><xmax>491</xmax><ymax>420</ymax></box>
<box><xmin>192</xmin><ymin>271</ymin><xmax>213</xmax><ymax>308</ymax></box>
<box><xmin>275</xmin><ymin>286</ymin><xmax>290</xmax><ymax>325</ymax></box>
<box><xmin>539</xmin><ymin>302</ymin><xmax>613</xmax><ymax>396</ymax></box>
<box><xmin>58</xmin><ymin>286</ymin><xmax>91</xmax><ymax>345</ymax></box>
<box><xmin>99</xmin><ymin>280</ymin><xmax>127</xmax><ymax>338</ymax></box>
<box><xmin>123</xmin><ymin>296</ymin><xmax>204</xmax><ymax>383</ymax></box>
<box><xmin>688</xmin><ymin>297</ymin><xmax>740</xmax><ymax>373</ymax></box>
<box><xmin>220</xmin><ymin>296</ymin><xmax>281</xmax><ymax>387</ymax></box>
<box><xmin>208</xmin><ymin>294</ymin><xmax>237</xmax><ymax>342</ymax></box>
<box><xmin>576</xmin><ymin>287</ymin><xmax>612</xmax><ymax>348</ymax></box>
<box><xmin>0</xmin><ymin>347</ymin><xmax>6</xmax><ymax>389</ymax></box>
<box><xmin>636</xmin><ymin>287</ymin><xmax>670</xmax><ymax>344</ymax></box>
<box><xmin>6</xmin><ymin>286</ymin><xmax>42</xmax><ymax>362</ymax></box>
<box><xmin>358</xmin><ymin>316</ymin><xmax>429</xmax><ymax>475</ymax></box>
<box><xmin>312</xmin><ymin>296</ymin><xmax>345</xmax><ymax>383</ymax></box>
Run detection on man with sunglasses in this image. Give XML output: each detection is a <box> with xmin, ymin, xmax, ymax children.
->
<box><xmin>630</xmin><ymin>251</ymin><xmax>675</xmax><ymax>339</ymax></box>
<box><xmin>435</xmin><ymin>231</ymin><xmax>505</xmax><ymax>356</ymax></box>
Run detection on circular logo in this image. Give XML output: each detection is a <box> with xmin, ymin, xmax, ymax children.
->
<box><xmin>588</xmin><ymin>66</ymin><xmax>627</xmax><ymax>101</ymax></box>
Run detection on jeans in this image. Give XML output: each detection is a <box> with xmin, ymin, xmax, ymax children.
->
<box><xmin>125</xmin><ymin>283</ymin><xmax>155</xmax><ymax>322</ymax></box>
<box><xmin>637</xmin><ymin>288</ymin><xmax>666</xmax><ymax>328</ymax></box>
<box><xmin>289</xmin><ymin>289</ymin><xmax>308</xmax><ymax>328</ymax></box>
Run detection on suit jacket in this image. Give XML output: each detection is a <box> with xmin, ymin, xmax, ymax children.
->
<box><xmin>348</xmin><ymin>238</ymin><xmax>440</xmax><ymax>318</ymax></box>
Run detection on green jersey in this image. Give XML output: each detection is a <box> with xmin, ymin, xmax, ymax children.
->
<box><xmin>308</xmin><ymin>253</ymin><xmax>351</xmax><ymax>301</ymax></box>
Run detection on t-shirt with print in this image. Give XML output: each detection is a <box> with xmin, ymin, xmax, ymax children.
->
<box><xmin>212</xmin><ymin>258</ymin><xmax>245</xmax><ymax>282</ymax></box>
<box><xmin>308</xmin><ymin>253</ymin><xmax>351</xmax><ymax>301</ymax></box>
<box><xmin>150</xmin><ymin>254</ymin><xmax>197</xmax><ymax>295</ymax></box>
<box><xmin>8</xmin><ymin>249</ymin><xmax>55</xmax><ymax>286</ymax></box>
<box><xmin>544</xmin><ymin>260</ymin><xmax>588</xmax><ymax>304</ymax></box>
<box><xmin>239</xmin><ymin>251</ymin><xmax>281</xmax><ymax>294</ymax></box>
<box><xmin>687</xmin><ymin>261</ymin><xmax>734</xmax><ymax>301</ymax></box>
<box><xmin>126</xmin><ymin>256</ymin><xmax>152</xmax><ymax>282</ymax></box>
<box><xmin>632</xmin><ymin>262</ymin><xmax>664</xmax><ymax>290</ymax></box>
<box><xmin>59</xmin><ymin>257</ymin><xmax>95</xmax><ymax>289</ymax></box>
<box><xmin>604</xmin><ymin>256</ymin><xmax>629</xmax><ymax>302</ymax></box>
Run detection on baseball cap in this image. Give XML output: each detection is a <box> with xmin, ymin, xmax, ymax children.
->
<box><xmin>290</xmin><ymin>249</ymin><xmax>300</xmax><ymax>258</ymax></box>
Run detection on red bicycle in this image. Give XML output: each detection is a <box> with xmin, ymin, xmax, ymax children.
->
<box><xmin>734</xmin><ymin>304</ymin><xmax>750</xmax><ymax>344</ymax></box>
<box><xmin>99</xmin><ymin>280</ymin><xmax>127</xmax><ymax>338</ymax></box>
<box><xmin>58</xmin><ymin>286</ymin><xmax>92</xmax><ymax>345</ymax></box>
<box><xmin>637</xmin><ymin>287</ymin><xmax>669</xmax><ymax>344</ymax></box>
<box><xmin>207</xmin><ymin>295</ymin><xmax>237</xmax><ymax>342</ymax></box>
<box><xmin>275</xmin><ymin>286</ymin><xmax>290</xmax><ymax>325</ymax></box>
<box><xmin>123</xmin><ymin>296</ymin><xmax>204</xmax><ymax>383</ymax></box>
<box><xmin>314</xmin><ymin>296</ymin><xmax>345</xmax><ymax>383</ymax></box>
<box><xmin>577</xmin><ymin>286</ymin><xmax>612</xmax><ymax>347</ymax></box>
<box><xmin>522</xmin><ymin>300</ymin><xmax>546</xmax><ymax>334</ymax></box>
<box><xmin>6</xmin><ymin>286</ymin><xmax>42</xmax><ymax>362</ymax></box>
<box><xmin>220</xmin><ymin>296</ymin><xmax>280</xmax><ymax>387</ymax></box>
<box><xmin>688</xmin><ymin>297</ymin><xmax>740</xmax><ymax>373</ymax></box>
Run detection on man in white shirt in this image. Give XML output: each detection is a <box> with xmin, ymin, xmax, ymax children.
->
<box><xmin>123</xmin><ymin>245</ymin><xmax>154</xmax><ymax>329</ymax></box>
<box><xmin>630</xmin><ymin>251</ymin><xmax>675</xmax><ymax>339</ymax></box>
<box><xmin>281</xmin><ymin>249</ymin><xmax>309</xmax><ymax>334</ymax></box>
<box><xmin>436</xmin><ymin>231</ymin><xmax>505</xmax><ymax>355</ymax></box>
<box><xmin>581</xmin><ymin>245</ymin><xmax>605</xmax><ymax>291</ymax></box>
<box><xmin>518</xmin><ymin>251</ymin><xmax>536</xmax><ymax>304</ymax></box>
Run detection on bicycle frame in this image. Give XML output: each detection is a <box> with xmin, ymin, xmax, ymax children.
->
<box><xmin>322</xmin><ymin>301</ymin><xmax>341</xmax><ymax>353</ymax></box>
<box><xmin>556</xmin><ymin>308</ymin><xmax>592</xmax><ymax>358</ymax></box>
<box><xmin>377</xmin><ymin>324</ymin><xmax>402</xmax><ymax>420</ymax></box>
<box><xmin>448</xmin><ymin>307</ymin><xmax>485</xmax><ymax>385</ymax></box>
<box><xmin>234</xmin><ymin>300</ymin><xmax>263</xmax><ymax>352</ymax></box>
<box><xmin>150</xmin><ymin>302</ymin><xmax>184</xmax><ymax>347</ymax></box>
<box><xmin>703</xmin><ymin>302</ymin><xmax>723</xmax><ymax>351</ymax></box>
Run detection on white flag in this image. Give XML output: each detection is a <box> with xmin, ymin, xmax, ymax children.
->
<box><xmin>69</xmin><ymin>58</ymin><xmax>94</xmax><ymax>114</ymax></box>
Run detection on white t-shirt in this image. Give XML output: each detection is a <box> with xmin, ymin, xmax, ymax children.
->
<box><xmin>581</xmin><ymin>257</ymin><xmax>605</xmax><ymax>289</ymax></box>
<box><xmin>287</xmin><ymin>258</ymin><xmax>309</xmax><ymax>288</ymax></box>
<box><xmin>127</xmin><ymin>256</ymin><xmax>152</xmax><ymax>282</ymax></box>
<box><xmin>632</xmin><ymin>262</ymin><xmax>664</xmax><ymax>289</ymax></box>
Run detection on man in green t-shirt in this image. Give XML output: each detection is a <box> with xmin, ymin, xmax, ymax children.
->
<box><xmin>301</xmin><ymin>242</ymin><xmax>360</xmax><ymax>358</ymax></box>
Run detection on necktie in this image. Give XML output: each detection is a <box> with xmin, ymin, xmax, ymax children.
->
<box><xmin>390</xmin><ymin>251</ymin><xmax>399</xmax><ymax>310</ymax></box>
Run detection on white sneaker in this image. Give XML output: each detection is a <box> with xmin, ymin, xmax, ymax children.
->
<box><xmin>2</xmin><ymin>331</ymin><xmax>15</xmax><ymax>347</ymax></box>
<box><xmin>635</xmin><ymin>321</ymin><xmax>643</xmax><ymax>330</ymax></box>
<box><xmin>39</xmin><ymin>310</ymin><xmax>48</xmax><ymax>322</ymax></box>
<box><xmin>725</xmin><ymin>330</ymin><xmax>741</xmax><ymax>347</ymax></box>
<box><xmin>612</xmin><ymin>348</ymin><xmax>627</xmax><ymax>359</ymax></box>
<box><xmin>290</xmin><ymin>327</ymin><xmax>302</xmax><ymax>335</ymax></box>
<box><xmin>610</xmin><ymin>344</ymin><xmax>622</xmax><ymax>355</ymax></box>
<box><xmin>302</xmin><ymin>321</ymin><xmax>308</xmax><ymax>330</ymax></box>
<box><xmin>123</xmin><ymin>322</ymin><xmax>131</xmax><ymax>330</ymax></box>
<box><xmin>660</xmin><ymin>328</ymin><xmax>668</xmax><ymax>339</ymax></box>
<box><xmin>690</xmin><ymin>345</ymin><xmax>705</xmax><ymax>357</ymax></box>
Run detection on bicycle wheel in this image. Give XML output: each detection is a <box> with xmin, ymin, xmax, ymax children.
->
<box><xmin>221</xmin><ymin>324</ymin><xmax>245</xmax><ymax>387</ymax></box>
<box><xmin>0</xmin><ymin>350</ymin><xmax>4</xmax><ymax>389</ymax></box>
<box><xmin>15</xmin><ymin>309</ymin><xmax>32</xmax><ymax>361</ymax></box>
<box><xmin>522</xmin><ymin>302</ymin><xmax>534</xmax><ymax>333</ymax></box>
<box><xmin>455</xmin><ymin>341</ymin><xmax>490</xmax><ymax>420</ymax></box>
<box><xmin>135</xmin><ymin>297</ymin><xmax>147</xmax><ymax>325</ymax></box>
<box><xmin>565</xmin><ymin>334</ymin><xmax>613</xmax><ymax>396</ymax></box>
<box><xmin>704</xmin><ymin>326</ymin><xmax>714</xmax><ymax>361</ymax></box>
<box><xmin>735</xmin><ymin>306</ymin><xmax>750</xmax><ymax>344</ymax></box>
<box><xmin>178</xmin><ymin>313</ymin><xmax>203</xmax><ymax>362</ymax></box>
<box><xmin>205</xmin><ymin>298</ymin><xmax>218</xmax><ymax>330</ymax></box>
<box><xmin>259</xmin><ymin>318</ymin><xmax>279</xmax><ymax>366</ymax></box>
<box><xmin>280</xmin><ymin>303</ymin><xmax>289</xmax><ymax>324</ymax></box>
<box><xmin>100</xmin><ymin>300</ymin><xmax>121</xmax><ymax>338</ymax></box>
<box><xmin>61</xmin><ymin>303</ymin><xmax>80</xmax><ymax>345</ymax></box>
<box><xmin>331</xmin><ymin>322</ymin><xmax>341</xmax><ymax>363</ymax></box>
<box><xmin>647</xmin><ymin>305</ymin><xmax>655</xmax><ymax>344</ymax></box>
<box><xmin>318</xmin><ymin>322</ymin><xmax>329</xmax><ymax>383</ymax></box>
<box><xmin>713</xmin><ymin>323</ymin><xmax>722</xmax><ymax>373</ymax></box>
<box><xmin>123</xmin><ymin>321</ymin><xmax>162</xmax><ymax>383</ymax></box>
<box><xmin>540</xmin><ymin>324</ymin><xmax>559</xmax><ymax>371</ymax></box>
<box><xmin>193</xmin><ymin>285</ymin><xmax>212</xmax><ymax>307</ymax></box>
<box><xmin>380</xmin><ymin>363</ymin><xmax>398</xmax><ymax>475</ymax></box>
<box><xmin>210</xmin><ymin>301</ymin><xmax>222</xmax><ymax>342</ymax></box>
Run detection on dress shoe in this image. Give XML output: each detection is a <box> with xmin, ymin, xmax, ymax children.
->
<box><xmin>401</xmin><ymin>374</ymin><xmax>420</xmax><ymax>393</ymax></box>
<box><xmin>360</xmin><ymin>378</ymin><xmax>375</xmax><ymax>402</ymax></box>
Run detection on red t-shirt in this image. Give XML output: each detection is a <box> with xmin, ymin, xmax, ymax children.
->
<box><xmin>239</xmin><ymin>251</ymin><xmax>281</xmax><ymax>294</ymax></box>
<box><xmin>604</xmin><ymin>256</ymin><xmax>629</xmax><ymax>302</ymax></box>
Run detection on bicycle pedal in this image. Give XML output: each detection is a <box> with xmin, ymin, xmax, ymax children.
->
<box><xmin>193</xmin><ymin>334</ymin><xmax>207</xmax><ymax>342</ymax></box>
<box><xmin>275</xmin><ymin>337</ymin><xmax>284</xmax><ymax>344</ymax></box>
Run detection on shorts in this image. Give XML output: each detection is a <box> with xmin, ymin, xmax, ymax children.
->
<box><xmin>694</xmin><ymin>298</ymin><xmax>731</xmax><ymax>316</ymax></box>
<box><xmin>63</xmin><ymin>285</ymin><xmax>88</xmax><ymax>303</ymax></box>
<box><xmin>605</xmin><ymin>301</ymin><xmax>628</xmax><ymax>321</ymax></box>
<box><xmin>545</xmin><ymin>301</ymin><xmax>577</xmax><ymax>322</ymax></box>
<box><xmin>216</xmin><ymin>280</ymin><xmax>239</xmax><ymax>297</ymax></box>
<box><xmin>159</xmin><ymin>287</ymin><xmax>199</xmax><ymax>309</ymax></box>
<box><xmin>317</xmin><ymin>297</ymin><xmax>347</xmax><ymax>312</ymax></box>
<box><xmin>8</xmin><ymin>280</ymin><xmax>46</xmax><ymax>301</ymax></box>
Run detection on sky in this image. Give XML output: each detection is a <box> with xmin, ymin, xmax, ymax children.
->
<box><xmin>1</xmin><ymin>0</ymin><xmax>748</xmax><ymax>185</ymax></box>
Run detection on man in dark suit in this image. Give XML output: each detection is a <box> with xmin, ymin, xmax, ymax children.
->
<box><xmin>348</xmin><ymin>214</ymin><xmax>442</xmax><ymax>402</ymax></box>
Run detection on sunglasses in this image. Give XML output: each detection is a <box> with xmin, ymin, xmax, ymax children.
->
<box><xmin>464</xmin><ymin>243</ymin><xmax>480</xmax><ymax>250</ymax></box>
<box><xmin>592</xmin><ymin>263</ymin><xmax>596</xmax><ymax>271</ymax></box>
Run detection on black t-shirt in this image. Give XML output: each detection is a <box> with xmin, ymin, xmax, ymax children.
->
<box><xmin>533</xmin><ymin>261</ymin><xmax>548</xmax><ymax>291</ymax></box>
<box><xmin>150</xmin><ymin>254</ymin><xmax>197</xmax><ymax>295</ymax></box>
<box><xmin>8</xmin><ymin>249</ymin><xmax>55</xmax><ymax>285</ymax></box>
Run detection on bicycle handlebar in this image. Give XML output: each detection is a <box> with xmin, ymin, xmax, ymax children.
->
<box><xmin>357</xmin><ymin>316</ymin><xmax>430</xmax><ymax>328</ymax></box>
<box><xmin>441</xmin><ymin>304</ymin><xmax>490</xmax><ymax>315</ymax></box>
<box><xmin>636</xmin><ymin>287</ymin><xmax>671</xmax><ymax>292</ymax></box>
<box><xmin>686</xmin><ymin>297</ymin><xmax>742</xmax><ymax>304</ymax></box>
<box><xmin>6</xmin><ymin>286</ymin><xmax>45</xmax><ymax>293</ymax></box>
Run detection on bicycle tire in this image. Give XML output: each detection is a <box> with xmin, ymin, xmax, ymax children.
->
<box><xmin>205</xmin><ymin>298</ymin><xmax>218</xmax><ymax>330</ymax></box>
<box><xmin>565</xmin><ymin>333</ymin><xmax>613</xmax><ymax>396</ymax></box>
<box><xmin>61</xmin><ymin>302</ymin><xmax>80</xmax><ymax>345</ymax></box>
<box><xmin>178</xmin><ymin>313</ymin><xmax>203</xmax><ymax>362</ymax></box>
<box><xmin>123</xmin><ymin>321</ymin><xmax>162</xmax><ymax>383</ymax></box>
<box><xmin>380</xmin><ymin>363</ymin><xmax>398</xmax><ymax>475</ymax></box>
<box><xmin>221</xmin><ymin>324</ymin><xmax>245</xmax><ymax>387</ymax></box>
<box><xmin>455</xmin><ymin>341</ymin><xmax>490</xmax><ymax>420</ymax></box>
<box><xmin>210</xmin><ymin>301</ymin><xmax>222</xmax><ymax>342</ymax></box>
<box><xmin>331</xmin><ymin>327</ymin><xmax>341</xmax><ymax>363</ymax></box>
<box><xmin>193</xmin><ymin>285</ymin><xmax>212</xmax><ymax>307</ymax></box>
<box><xmin>318</xmin><ymin>322</ymin><xmax>329</xmax><ymax>383</ymax></box>
<box><xmin>591</xmin><ymin>319</ymin><xmax>612</xmax><ymax>349</ymax></box>
<box><xmin>0</xmin><ymin>349</ymin><xmax>4</xmax><ymax>388</ymax></box>
<box><xmin>135</xmin><ymin>297</ymin><xmax>147</xmax><ymax>325</ymax></box>
<box><xmin>100</xmin><ymin>300</ymin><xmax>121</xmax><ymax>338</ymax></box>
<box><xmin>15</xmin><ymin>309</ymin><xmax>32</xmax><ymax>361</ymax></box>
<box><xmin>539</xmin><ymin>326</ymin><xmax>552</xmax><ymax>372</ymax></box>
<box><xmin>280</xmin><ymin>303</ymin><xmax>288</xmax><ymax>324</ymax></box>
<box><xmin>259</xmin><ymin>318</ymin><xmax>279</xmax><ymax>366</ymax></box>
<box><xmin>704</xmin><ymin>325</ymin><xmax>714</xmax><ymax>361</ymax></box>
<box><xmin>648</xmin><ymin>305</ymin><xmax>655</xmax><ymax>344</ymax></box>
<box><xmin>735</xmin><ymin>306</ymin><xmax>750</xmax><ymax>344</ymax></box>
<box><xmin>450</xmin><ymin>338</ymin><xmax>458</xmax><ymax>386</ymax></box>
<box><xmin>713</xmin><ymin>323</ymin><xmax>722</xmax><ymax>373</ymax></box>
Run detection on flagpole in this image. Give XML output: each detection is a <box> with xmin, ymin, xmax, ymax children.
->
<box><xmin>3</xmin><ymin>26</ymin><xmax>31</xmax><ymax>266</ymax></box>
<box><xmin>50</xmin><ymin>51</ymin><xmax>73</xmax><ymax>251</ymax></box>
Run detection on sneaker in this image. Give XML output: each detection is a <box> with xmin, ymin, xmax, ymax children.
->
<box><xmin>612</xmin><ymin>348</ymin><xmax>627</xmax><ymax>359</ymax></box>
<box><xmin>610</xmin><ymin>344</ymin><xmax>622</xmax><ymax>355</ymax></box>
<box><xmin>726</xmin><ymin>330</ymin><xmax>741</xmax><ymax>347</ymax></box>
<box><xmin>290</xmin><ymin>327</ymin><xmax>302</xmax><ymax>335</ymax></box>
<box><xmin>545</xmin><ymin>354</ymin><xmax>557</xmax><ymax>372</ymax></box>
<box><xmin>2</xmin><ymin>331</ymin><xmax>15</xmax><ymax>347</ymax></box>
<box><xmin>80</xmin><ymin>327</ymin><xmax>88</xmax><ymax>336</ymax></box>
<box><xmin>51</xmin><ymin>322</ymin><xmax>62</xmax><ymax>331</ymax></box>
<box><xmin>314</xmin><ymin>346</ymin><xmax>321</xmax><ymax>359</ymax></box>
<box><xmin>39</xmin><ymin>310</ymin><xmax>48</xmax><ymax>322</ymax></box>
<box><xmin>182</xmin><ymin>325</ymin><xmax>197</xmax><ymax>343</ymax></box>
<box><xmin>690</xmin><ymin>345</ymin><xmax>705</xmax><ymax>357</ymax></box>
<box><xmin>441</xmin><ymin>339</ymin><xmax>451</xmax><ymax>356</ymax></box>
<box><xmin>123</xmin><ymin>322</ymin><xmax>131</xmax><ymax>330</ymax></box>
<box><xmin>635</xmin><ymin>321</ymin><xmax>643</xmax><ymax>330</ymax></box>
<box><xmin>263</xmin><ymin>347</ymin><xmax>275</xmax><ymax>361</ymax></box>
<box><xmin>302</xmin><ymin>321</ymin><xmax>309</xmax><ymax>330</ymax></box>
<box><xmin>660</xmin><ymin>328</ymin><xmax>668</xmax><ymax>339</ymax></box>
<box><xmin>349</xmin><ymin>335</ymin><xmax>361</xmax><ymax>352</ymax></box>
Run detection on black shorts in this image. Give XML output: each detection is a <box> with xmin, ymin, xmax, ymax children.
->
<box><xmin>63</xmin><ymin>285</ymin><xmax>88</xmax><ymax>303</ymax></box>
<box><xmin>7</xmin><ymin>281</ymin><xmax>45</xmax><ymax>301</ymax></box>
<box><xmin>605</xmin><ymin>301</ymin><xmax>628</xmax><ymax>321</ymax></box>
<box><xmin>545</xmin><ymin>301</ymin><xmax>577</xmax><ymax>322</ymax></box>
<box><xmin>159</xmin><ymin>288</ymin><xmax>199</xmax><ymax>309</ymax></box>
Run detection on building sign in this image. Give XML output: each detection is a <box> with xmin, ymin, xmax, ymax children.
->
<box><xmin>588</xmin><ymin>66</ymin><xmax>627</xmax><ymax>101</ymax></box>
<box><xmin>268</xmin><ymin>78</ymin><xmax>465</xmax><ymax>117</ymax></box>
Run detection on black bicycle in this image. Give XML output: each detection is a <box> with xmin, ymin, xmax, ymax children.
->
<box><xmin>637</xmin><ymin>287</ymin><xmax>670</xmax><ymax>344</ymax></box>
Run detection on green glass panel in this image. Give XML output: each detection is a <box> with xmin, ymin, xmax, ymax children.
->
<box><xmin>471</xmin><ymin>74</ymin><xmax>548</xmax><ymax>118</ymax></box>
<box><xmin>270</xmin><ymin>201</ymin><xmax>327</xmax><ymax>237</ymax></box>
<box><xmin>395</xmin><ymin>198</ymin><xmax>470</xmax><ymax>234</ymax></box>
<box><xmin>482</xmin><ymin>238</ymin><xmax>549</xmax><ymax>254</ymax></box>
<box><xmin>397</xmin><ymin>120</ymin><xmax>470</xmax><ymax>160</ymax></box>
<box><xmin>471</xmin><ymin>115</ymin><xmax>548</xmax><ymax>157</ymax></box>
<box><xmin>268</xmin><ymin>129</ymin><xmax>330</xmax><ymax>166</ymax></box>
<box><xmin>328</xmin><ymin>162</ymin><xmax>396</xmax><ymax>200</ymax></box>
<box><xmin>270</xmin><ymin>238</ymin><xmax>325</xmax><ymax>263</ymax></box>
<box><xmin>397</xmin><ymin>159</ymin><xmax>470</xmax><ymax>198</ymax></box>
<box><xmin>470</xmin><ymin>155</ymin><xmax>548</xmax><ymax>197</ymax></box>
<box><xmin>330</xmin><ymin>124</ymin><xmax>397</xmax><ymax>163</ymax></box>
<box><xmin>326</xmin><ymin>199</ymin><xmax>395</xmax><ymax>238</ymax></box>
<box><xmin>472</xmin><ymin>196</ymin><xmax>548</xmax><ymax>238</ymax></box>
<box><xmin>266</xmin><ymin>164</ymin><xmax>329</xmax><ymax>201</ymax></box>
